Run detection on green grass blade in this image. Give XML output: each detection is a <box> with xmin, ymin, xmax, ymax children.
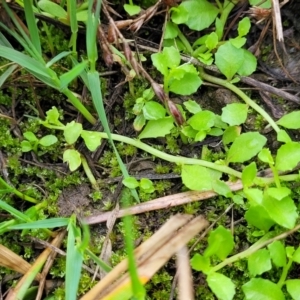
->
<box><xmin>66</xmin><ymin>216</ymin><xmax>83</xmax><ymax>300</ymax></box>
<box><xmin>30</xmin><ymin>70</ymin><xmax>59</xmax><ymax>89</ymax></box>
<box><xmin>46</xmin><ymin>51</ymin><xmax>73</xmax><ymax>68</ymax></box>
<box><xmin>0</xmin><ymin>32</ymin><xmax>12</xmax><ymax>47</ymax></box>
<box><xmin>0</xmin><ymin>46</ymin><xmax>53</xmax><ymax>78</ymax></box>
<box><xmin>0</xmin><ymin>64</ymin><xmax>17</xmax><ymax>88</ymax></box>
<box><xmin>70</xmin><ymin>57</ymin><xmax>89</xmax><ymax>87</ymax></box>
<box><xmin>67</xmin><ymin>0</ymin><xmax>78</xmax><ymax>53</ymax></box>
<box><xmin>62</xmin><ymin>88</ymin><xmax>96</xmax><ymax>124</ymax></box>
<box><xmin>85</xmin><ymin>248</ymin><xmax>112</xmax><ymax>273</ymax></box>
<box><xmin>86</xmin><ymin>0</ymin><xmax>101</xmax><ymax>71</ymax></box>
<box><xmin>0</xmin><ymin>200</ymin><xmax>32</xmax><ymax>222</ymax></box>
<box><xmin>0</xmin><ymin>22</ymin><xmax>36</xmax><ymax>57</ymax></box>
<box><xmin>59</xmin><ymin>60</ymin><xmax>88</xmax><ymax>90</ymax></box>
<box><xmin>24</xmin><ymin>0</ymin><xmax>41</xmax><ymax>54</ymax></box>
<box><xmin>67</xmin><ymin>0</ymin><xmax>78</xmax><ymax>33</ymax></box>
<box><xmin>2</xmin><ymin>1</ymin><xmax>42</xmax><ymax>61</ymax></box>
<box><xmin>8</xmin><ymin>218</ymin><xmax>69</xmax><ymax>229</ymax></box>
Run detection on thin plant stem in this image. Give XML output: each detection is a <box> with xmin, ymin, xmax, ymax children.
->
<box><xmin>210</xmin><ymin>224</ymin><xmax>300</xmax><ymax>273</ymax></box>
<box><xmin>81</xmin><ymin>155</ymin><xmax>99</xmax><ymax>190</ymax></box>
<box><xmin>198</xmin><ymin>67</ymin><xmax>281</xmax><ymax>133</ymax></box>
<box><xmin>97</xmin><ymin>132</ymin><xmax>242</xmax><ymax>178</ymax></box>
<box><xmin>277</xmin><ymin>257</ymin><xmax>293</xmax><ymax>288</ymax></box>
<box><xmin>175</xmin><ymin>25</ymin><xmax>193</xmax><ymax>55</ymax></box>
<box><xmin>0</xmin><ymin>177</ymin><xmax>38</xmax><ymax>204</ymax></box>
<box><xmin>63</xmin><ymin>89</ymin><xmax>96</xmax><ymax>124</ymax></box>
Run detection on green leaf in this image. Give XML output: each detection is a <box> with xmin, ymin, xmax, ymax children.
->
<box><xmin>181</xmin><ymin>125</ymin><xmax>197</xmax><ymax>138</ymax></box>
<box><xmin>80</xmin><ymin>130</ymin><xmax>102</xmax><ymax>151</ymax></box>
<box><xmin>209</xmin><ymin>128</ymin><xmax>223</xmax><ymax>136</ymax></box>
<box><xmin>151</xmin><ymin>46</ymin><xmax>181</xmax><ymax>76</ymax></box>
<box><xmin>9</xmin><ymin>218</ymin><xmax>69</xmax><ymax>229</ymax></box>
<box><xmin>292</xmin><ymin>247</ymin><xmax>300</xmax><ymax>263</ymax></box>
<box><xmin>277</xmin><ymin>111</ymin><xmax>300</xmax><ymax>129</ymax></box>
<box><xmin>286</xmin><ymin>280</ymin><xmax>300</xmax><ymax>300</ymax></box>
<box><xmin>60</xmin><ymin>61</ymin><xmax>88</xmax><ymax>90</ymax></box>
<box><xmin>23</xmin><ymin>131</ymin><xmax>38</xmax><ymax>142</ymax></box>
<box><xmin>207</xmin><ymin>273</ymin><xmax>235</xmax><ymax>300</ymax></box>
<box><xmin>0</xmin><ymin>46</ymin><xmax>54</xmax><ymax>79</ymax></box>
<box><xmin>212</xmin><ymin>179</ymin><xmax>232</xmax><ymax>197</ymax></box>
<box><xmin>248</xmin><ymin>248</ymin><xmax>271</xmax><ymax>276</ymax></box>
<box><xmin>237</xmin><ymin>49</ymin><xmax>257</xmax><ymax>77</ymax></box>
<box><xmin>229</xmin><ymin>36</ymin><xmax>246</xmax><ymax>48</ymax></box>
<box><xmin>21</xmin><ymin>140</ymin><xmax>33</xmax><ymax>152</ymax></box>
<box><xmin>170</xmin><ymin>6</ymin><xmax>189</xmax><ymax>24</ymax></box>
<box><xmin>76</xmin><ymin>10</ymin><xmax>88</xmax><ymax>22</ymax></box>
<box><xmin>133</xmin><ymin>114</ymin><xmax>146</xmax><ymax>131</ymax></box>
<box><xmin>190</xmin><ymin>253</ymin><xmax>211</xmax><ymax>273</ymax></box>
<box><xmin>44</xmin><ymin>107</ymin><xmax>64</xmax><ymax>126</ymax></box>
<box><xmin>215</xmin><ymin>42</ymin><xmax>244</xmax><ymax>80</ymax></box>
<box><xmin>169</xmin><ymin>71</ymin><xmax>202</xmax><ymax>95</ymax></box>
<box><xmin>258</xmin><ymin>148</ymin><xmax>274</xmax><ymax>165</ymax></box>
<box><xmin>64</xmin><ymin>121</ymin><xmax>83</xmax><ymax>145</ymax></box>
<box><xmin>221</xmin><ymin>103</ymin><xmax>248</xmax><ymax>126</ymax></box>
<box><xmin>245</xmin><ymin>206</ymin><xmax>274</xmax><ymax>231</ymax></box>
<box><xmin>215</xmin><ymin>18</ymin><xmax>223</xmax><ymax>40</ymax></box>
<box><xmin>0</xmin><ymin>64</ymin><xmax>17</xmax><ymax>88</ymax></box>
<box><xmin>123</xmin><ymin>4</ymin><xmax>141</xmax><ymax>16</ymax></box>
<box><xmin>38</xmin><ymin>0</ymin><xmax>67</xmax><ymax>19</ymax></box>
<box><xmin>39</xmin><ymin>135</ymin><xmax>58</xmax><ymax>147</ymax></box>
<box><xmin>249</xmin><ymin>0</ymin><xmax>271</xmax><ymax>8</ymax></box>
<box><xmin>178</xmin><ymin>0</ymin><xmax>219</xmax><ymax>31</ymax></box>
<box><xmin>244</xmin><ymin>188</ymin><xmax>263</xmax><ymax>205</ymax></box>
<box><xmin>277</xmin><ymin>130</ymin><xmax>291</xmax><ymax>143</ymax></box>
<box><xmin>188</xmin><ymin>110</ymin><xmax>215</xmax><ymax>131</ymax></box>
<box><xmin>205</xmin><ymin>32</ymin><xmax>218</xmax><ymax>50</ymax></box>
<box><xmin>238</xmin><ymin>17</ymin><xmax>251</xmax><ymax>37</ymax></box>
<box><xmin>286</xmin><ymin>246</ymin><xmax>295</xmax><ymax>259</ymax></box>
<box><xmin>266</xmin><ymin>187</ymin><xmax>291</xmax><ymax>201</ymax></box>
<box><xmin>181</xmin><ymin>165</ymin><xmax>212</xmax><ymax>191</ymax></box>
<box><xmin>242</xmin><ymin>278</ymin><xmax>285</xmax><ymax>300</ymax></box>
<box><xmin>46</xmin><ymin>51</ymin><xmax>73</xmax><ymax>68</ymax></box>
<box><xmin>267</xmin><ymin>241</ymin><xmax>286</xmax><ymax>267</ymax></box>
<box><xmin>204</xmin><ymin>226</ymin><xmax>234</xmax><ymax>260</ymax></box>
<box><xmin>262</xmin><ymin>195</ymin><xmax>298</xmax><ymax>229</ymax></box>
<box><xmin>63</xmin><ymin>149</ymin><xmax>81</xmax><ymax>171</ymax></box>
<box><xmin>227</xmin><ymin>132</ymin><xmax>267</xmax><ymax>163</ymax></box>
<box><xmin>242</xmin><ymin>162</ymin><xmax>257</xmax><ymax>188</ymax></box>
<box><xmin>142</xmin><ymin>101</ymin><xmax>166</xmax><ymax>120</ymax></box>
<box><xmin>143</xmin><ymin>88</ymin><xmax>155</xmax><ymax>100</ymax></box>
<box><xmin>122</xmin><ymin>177</ymin><xmax>139</xmax><ymax>189</ymax></box>
<box><xmin>66</xmin><ymin>217</ymin><xmax>83</xmax><ymax>300</ymax></box>
<box><xmin>139</xmin><ymin>117</ymin><xmax>174</xmax><ymax>139</ymax></box>
<box><xmin>276</xmin><ymin>142</ymin><xmax>300</xmax><ymax>171</ymax></box>
<box><xmin>164</xmin><ymin>21</ymin><xmax>178</xmax><ymax>39</ymax></box>
<box><xmin>140</xmin><ymin>178</ymin><xmax>155</xmax><ymax>193</ymax></box>
<box><xmin>222</xmin><ymin>126</ymin><xmax>241</xmax><ymax>145</ymax></box>
<box><xmin>183</xmin><ymin>100</ymin><xmax>202</xmax><ymax>114</ymax></box>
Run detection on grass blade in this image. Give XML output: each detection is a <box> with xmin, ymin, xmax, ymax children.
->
<box><xmin>59</xmin><ymin>60</ymin><xmax>88</xmax><ymax>89</ymax></box>
<box><xmin>8</xmin><ymin>218</ymin><xmax>69</xmax><ymax>230</ymax></box>
<box><xmin>67</xmin><ymin>0</ymin><xmax>78</xmax><ymax>53</ymax></box>
<box><xmin>0</xmin><ymin>45</ymin><xmax>53</xmax><ymax>78</ymax></box>
<box><xmin>0</xmin><ymin>64</ymin><xmax>17</xmax><ymax>88</ymax></box>
<box><xmin>0</xmin><ymin>32</ymin><xmax>12</xmax><ymax>47</ymax></box>
<box><xmin>2</xmin><ymin>1</ymin><xmax>42</xmax><ymax>61</ymax></box>
<box><xmin>24</xmin><ymin>0</ymin><xmax>41</xmax><ymax>54</ymax></box>
<box><xmin>46</xmin><ymin>51</ymin><xmax>73</xmax><ymax>68</ymax></box>
<box><xmin>0</xmin><ymin>200</ymin><xmax>32</xmax><ymax>223</ymax></box>
<box><xmin>85</xmin><ymin>248</ymin><xmax>112</xmax><ymax>273</ymax></box>
<box><xmin>66</xmin><ymin>216</ymin><xmax>83</xmax><ymax>300</ymax></box>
